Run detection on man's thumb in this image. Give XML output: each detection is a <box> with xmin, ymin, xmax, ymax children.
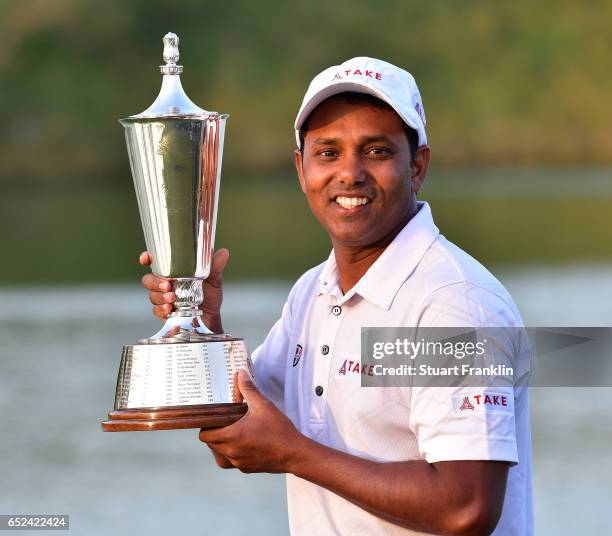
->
<box><xmin>236</xmin><ymin>368</ymin><xmax>260</xmax><ymax>404</ymax></box>
<box><xmin>209</xmin><ymin>248</ymin><xmax>230</xmax><ymax>284</ymax></box>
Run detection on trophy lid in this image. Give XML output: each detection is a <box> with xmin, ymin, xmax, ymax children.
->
<box><xmin>124</xmin><ymin>32</ymin><xmax>212</xmax><ymax>119</ymax></box>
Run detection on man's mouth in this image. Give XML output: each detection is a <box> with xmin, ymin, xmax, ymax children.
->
<box><xmin>335</xmin><ymin>196</ymin><xmax>371</xmax><ymax>209</ymax></box>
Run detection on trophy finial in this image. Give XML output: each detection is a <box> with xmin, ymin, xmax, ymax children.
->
<box><xmin>123</xmin><ymin>31</ymin><xmax>213</xmax><ymax>117</ymax></box>
<box><xmin>160</xmin><ymin>32</ymin><xmax>183</xmax><ymax>75</ymax></box>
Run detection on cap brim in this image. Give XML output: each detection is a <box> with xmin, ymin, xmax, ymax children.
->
<box><xmin>294</xmin><ymin>81</ymin><xmax>422</xmax><ymax>148</ymax></box>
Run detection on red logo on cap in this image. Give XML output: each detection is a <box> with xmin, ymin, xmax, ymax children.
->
<box><xmin>332</xmin><ymin>69</ymin><xmax>382</xmax><ymax>81</ymax></box>
<box><xmin>415</xmin><ymin>101</ymin><xmax>425</xmax><ymax>124</ymax></box>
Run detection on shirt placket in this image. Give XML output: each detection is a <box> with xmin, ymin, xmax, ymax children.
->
<box><xmin>309</xmin><ymin>294</ymin><xmax>345</xmax><ymax>436</ymax></box>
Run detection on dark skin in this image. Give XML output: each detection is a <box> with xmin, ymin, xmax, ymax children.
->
<box><xmin>141</xmin><ymin>97</ymin><xmax>509</xmax><ymax>535</ymax></box>
<box><xmin>294</xmin><ymin>97</ymin><xmax>424</xmax><ymax>293</ymax></box>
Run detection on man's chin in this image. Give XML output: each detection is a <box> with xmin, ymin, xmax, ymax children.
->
<box><xmin>328</xmin><ymin>227</ymin><xmax>373</xmax><ymax>247</ymax></box>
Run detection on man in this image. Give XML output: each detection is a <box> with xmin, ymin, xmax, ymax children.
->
<box><xmin>141</xmin><ymin>57</ymin><xmax>533</xmax><ymax>535</ymax></box>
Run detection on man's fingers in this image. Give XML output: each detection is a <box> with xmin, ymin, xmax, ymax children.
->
<box><xmin>233</xmin><ymin>371</ymin><xmax>245</xmax><ymax>403</ymax></box>
<box><xmin>141</xmin><ymin>269</ymin><xmax>173</xmax><ymax>320</ymax></box>
<box><xmin>207</xmin><ymin>248</ymin><xmax>230</xmax><ymax>286</ymax></box>
<box><xmin>199</xmin><ymin>426</ymin><xmax>231</xmax><ymax>444</ymax></box>
<box><xmin>141</xmin><ymin>273</ymin><xmax>172</xmax><ymax>292</ymax></box>
<box><xmin>153</xmin><ymin>304</ymin><xmax>172</xmax><ymax>320</ymax></box>
<box><xmin>139</xmin><ymin>251</ymin><xmax>152</xmax><ymax>266</ymax></box>
<box><xmin>236</xmin><ymin>368</ymin><xmax>262</xmax><ymax>404</ymax></box>
<box><xmin>139</xmin><ymin>251</ymin><xmax>174</xmax><ymax>321</ymax></box>
<box><xmin>149</xmin><ymin>291</ymin><xmax>176</xmax><ymax>306</ymax></box>
<box><xmin>211</xmin><ymin>450</ymin><xmax>235</xmax><ymax>469</ymax></box>
<box><xmin>206</xmin><ymin>445</ymin><xmax>235</xmax><ymax>469</ymax></box>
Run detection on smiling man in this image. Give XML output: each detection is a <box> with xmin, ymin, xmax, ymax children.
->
<box><xmin>142</xmin><ymin>57</ymin><xmax>533</xmax><ymax>535</ymax></box>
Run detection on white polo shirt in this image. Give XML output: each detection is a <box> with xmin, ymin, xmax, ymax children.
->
<box><xmin>251</xmin><ymin>202</ymin><xmax>533</xmax><ymax>535</ymax></box>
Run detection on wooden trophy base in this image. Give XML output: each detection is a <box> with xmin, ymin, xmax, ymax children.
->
<box><xmin>101</xmin><ymin>403</ymin><xmax>248</xmax><ymax>432</ymax></box>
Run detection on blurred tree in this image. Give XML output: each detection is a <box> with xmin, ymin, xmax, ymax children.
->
<box><xmin>1</xmin><ymin>0</ymin><xmax>612</xmax><ymax>190</ymax></box>
<box><xmin>2</xmin><ymin>0</ymin><xmax>612</xmax><ymax>283</ymax></box>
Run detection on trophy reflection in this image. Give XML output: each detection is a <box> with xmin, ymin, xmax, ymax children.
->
<box><xmin>102</xmin><ymin>32</ymin><xmax>252</xmax><ymax>432</ymax></box>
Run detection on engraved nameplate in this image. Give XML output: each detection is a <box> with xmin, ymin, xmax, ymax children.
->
<box><xmin>114</xmin><ymin>339</ymin><xmax>250</xmax><ymax>409</ymax></box>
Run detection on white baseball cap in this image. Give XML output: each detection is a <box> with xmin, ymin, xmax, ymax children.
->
<box><xmin>294</xmin><ymin>56</ymin><xmax>427</xmax><ymax>149</ymax></box>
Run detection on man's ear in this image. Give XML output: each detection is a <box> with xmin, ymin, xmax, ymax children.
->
<box><xmin>294</xmin><ymin>148</ymin><xmax>306</xmax><ymax>193</ymax></box>
<box><xmin>411</xmin><ymin>145</ymin><xmax>431</xmax><ymax>193</ymax></box>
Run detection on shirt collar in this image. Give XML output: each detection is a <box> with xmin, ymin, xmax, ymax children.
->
<box><xmin>317</xmin><ymin>201</ymin><xmax>440</xmax><ymax>309</ymax></box>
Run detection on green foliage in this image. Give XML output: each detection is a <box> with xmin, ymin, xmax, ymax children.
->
<box><xmin>4</xmin><ymin>170</ymin><xmax>612</xmax><ymax>284</ymax></box>
<box><xmin>2</xmin><ymin>1</ymin><xmax>611</xmax><ymax>283</ymax></box>
<box><xmin>2</xmin><ymin>0</ymin><xmax>612</xmax><ymax>188</ymax></box>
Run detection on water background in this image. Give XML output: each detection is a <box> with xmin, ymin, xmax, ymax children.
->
<box><xmin>1</xmin><ymin>266</ymin><xmax>612</xmax><ymax>534</ymax></box>
<box><xmin>3</xmin><ymin>2</ymin><xmax>612</xmax><ymax>532</ymax></box>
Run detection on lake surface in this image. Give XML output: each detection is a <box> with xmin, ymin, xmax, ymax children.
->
<box><xmin>1</xmin><ymin>266</ymin><xmax>611</xmax><ymax>535</ymax></box>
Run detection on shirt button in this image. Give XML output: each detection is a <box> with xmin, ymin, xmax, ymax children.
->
<box><xmin>331</xmin><ymin>305</ymin><xmax>342</xmax><ymax>316</ymax></box>
<box><xmin>315</xmin><ymin>386</ymin><xmax>324</xmax><ymax>396</ymax></box>
<box><xmin>321</xmin><ymin>345</ymin><xmax>329</xmax><ymax>355</ymax></box>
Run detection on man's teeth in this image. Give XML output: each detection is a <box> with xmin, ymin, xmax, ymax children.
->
<box><xmin>335</xmin><ymin>196</ymin><xmax>370</xmax><ymax>209</ymax></box>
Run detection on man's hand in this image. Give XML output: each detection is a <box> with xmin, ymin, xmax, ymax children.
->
<box><xmin>201</xmin><ymin>370</ymin><xmax>509</xmax><ymax>534</ymax></box>
<box><xmin>139</xmin><ymin>248</ymin><xmax>229</xmax><ymax>333</ymax></box>
<box><xmin>199</xmin><ymin>370</ymin><xmax>304</xmax><ymax>473</ymax></box>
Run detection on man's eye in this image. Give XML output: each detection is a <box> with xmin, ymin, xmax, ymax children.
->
<box><xmin>318</xmin><ymin>149</ymin><xmax>337</xmax><ymax>158</ymax></box>
<box><xmin>367</xmin><ymin>147</ymin><xmax>391</xmax><ymax>157</ymax></box>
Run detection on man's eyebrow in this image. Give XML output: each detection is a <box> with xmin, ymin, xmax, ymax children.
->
<box><xmin>311</xmin><ymin>137</ymin><xmax>340</xmax><ymax>145</ymax></box>
<box><xmin>310</xmin><ymin>135</ymin><xmax>398</xmax><ymax>146</ymax></box>
<box><xmin>312</xmin><ymin>134</ymin><xmax>395</xmax><ymax>145</ymax></box>
<box><xmin>359</xmin><ymin>135</ymin><xmax>397</xmax><ymax>145</ymax></box>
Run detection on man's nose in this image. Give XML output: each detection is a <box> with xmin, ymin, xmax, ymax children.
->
<box><xmin>335</xmin><ymin>153</ymin><xmax>367</xmax><ymax>185</ymax></box>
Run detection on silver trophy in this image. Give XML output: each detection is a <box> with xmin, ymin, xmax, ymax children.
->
<box><xmin>102</xmin><ymin>33</ymin><xmax>251</xmax><ymax>432</ymax></box>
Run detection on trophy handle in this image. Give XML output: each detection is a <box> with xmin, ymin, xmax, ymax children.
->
<box><xmin>172</xmin><ymin>278</ymin><xmax>205</xmax><ymax>316</ymax></box>
<box><xmin>145</xmin><ymin>277</ymin><xmax>229</xmax><ymax>343</ymax></box>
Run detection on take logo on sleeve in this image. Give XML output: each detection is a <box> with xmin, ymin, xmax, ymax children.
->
<box><xmin>452</xmin><ymin>392</ymin><xmax>514</xmax><ymax>415</ymax></box>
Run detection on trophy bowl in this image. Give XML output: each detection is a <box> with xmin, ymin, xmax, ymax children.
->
<box><xmin>102</xmin><ymin>33</ymin><xmax>252</xmax><ymax>432</ymax></box>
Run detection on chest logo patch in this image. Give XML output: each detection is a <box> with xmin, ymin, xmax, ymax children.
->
<box><xmin>292</xmin><ymin>344</ymin><xmax>303</xmax><ymax>367</ymax></box>
<box><xmin>338</xmin><ymin>359</ymin><xmax>376</xmax><ymax>376</ymax></box>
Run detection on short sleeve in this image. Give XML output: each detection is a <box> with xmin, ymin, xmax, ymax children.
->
<box><xmin>250</xmin><ymin>299</ymin><xmax>293</xmax><ymax>411</ymax></box>
<box><xmin>249</xmin><ymin>267</ymin><xmax>321</xmax><ymax>412</ymax></box>
<box><xmin>409</xmin><ymin>282</ymin><xmax>527</xmax><ymax>464</ymax></box>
